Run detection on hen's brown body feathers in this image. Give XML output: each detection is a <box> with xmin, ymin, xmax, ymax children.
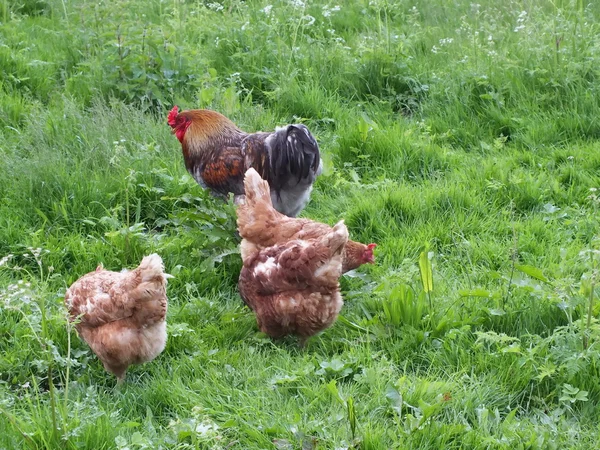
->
<box><xmin>168</xmin><ymin>107</ymin><xmax>322</xmax><ymax>217</ymax></box>
<box><xmin>238</xmin><ymin>221</ymin><xmax>349</xmax><ymax>341</ymax></box>
<box><xmin>65</xmin><ymin>254</ymin><xmax>169</xmax><ymax>383</ymax></box>
<box><xmin>237</xmin><ymin>169</ymin><xmax>376</xmax><ymax>272</ymax></box>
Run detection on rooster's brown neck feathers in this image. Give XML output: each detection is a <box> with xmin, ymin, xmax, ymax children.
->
<box><xmin>180</xmin><ymin>110</ymin><xmax>246</xmax><ymax>159</ymax></box>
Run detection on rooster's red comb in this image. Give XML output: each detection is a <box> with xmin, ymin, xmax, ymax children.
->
<box><xmin>367</xmin><ymin>243</ymin><xmax>377</xmax><ymax>250</ymax></box>
<box><xmin>167</xmin><ymin>106</ymin><xmax>179</xmax><ymax>128</ymax></box>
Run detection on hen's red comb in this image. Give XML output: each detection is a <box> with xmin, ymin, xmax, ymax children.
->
<box><xmin>367</xmin><ymin>243</ymin><xmax>377</xmax><ymax>250</ymax></box>
<box><xmin>167</xmin><ymin>106</ymin><xmax>179</xmax><ymax>127</ymax></box>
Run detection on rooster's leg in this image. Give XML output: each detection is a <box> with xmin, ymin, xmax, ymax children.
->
<box><xmin>233</xmin><ymin>194</ymin><xmax>246</xmax><ymax>206</ymax></box>
<box><xmin>298</xmin><ymin>336</ymin><xmax>309</xmax><ymax>349</ymax></box>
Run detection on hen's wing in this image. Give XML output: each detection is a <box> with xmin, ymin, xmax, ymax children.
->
<box><xmin>243</xmin><ymin>220</ymin><xmax>348</xmax><ymax>293</ymax></box>
<box><xmin>65</xmin><ymin>255</ymin><xmax>168</xmax><ymax>328</ymax></box>
<box><xmin>65</xmin><ymin>270</ymin><xmax>137</xmax><ymax>327</ymax></box>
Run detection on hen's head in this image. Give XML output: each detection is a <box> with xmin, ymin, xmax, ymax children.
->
<box><xmin>342</xmin><ymin>241</ymin><xmax>377</xmax><ymax>273</ymax></box>
<box><xmin>167</xmin><ymin>106</ymin><xmax>192</xmax><ymax>143</ymax></box>
<box><xmin>363</xmin><ymin>243</ymin><xmax>377</xmax><ymax>264</ymax></box>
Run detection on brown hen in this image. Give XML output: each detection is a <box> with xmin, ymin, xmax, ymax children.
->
<box><xmin>64</xmin><ymin>254</ymin><xmax>170</xmax><ymax>383</ymax></box>
<box><xmin>238</xmin><ymin>220</ymin><xmax>349</xmax><ymax>344</ymax></box>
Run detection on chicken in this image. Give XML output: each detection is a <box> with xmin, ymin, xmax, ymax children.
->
<box><xmin>237</xmin><ymin>168</ymin><xmax>376</xmax><ymax>273</ymax></box>
<box><xmin>167</xmin><ymin>106</ymin><xmax>322</xmax><ymax>217</ymax></box>
<box><xmin>238</xmin><ymin>220</ymin><xmax>349</xmax><ymax>344</ymax></box>
<box><xmin>64</xmin><ymin>254</ymin><xmax>170</xmax><ymax>383</ymax></box>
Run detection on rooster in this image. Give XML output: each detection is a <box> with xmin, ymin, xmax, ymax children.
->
<box><xmin>237</xmin><ymin>168</ymin><xmax>376</xmax><ymax>273</ymax></box>
<box><xmin>64</xmin><ymin>254</ymin><xmax>170</xmax><ymax>384</ymax></box>
<box><xmin>168</xmin><ymin>106</ymin><xmax>322</xmax><ymax>217</ymax></box>
<box><xmin>238</xmin><ymin>220</ymin><xmax>349</xmax><ymax>345</ymax></box>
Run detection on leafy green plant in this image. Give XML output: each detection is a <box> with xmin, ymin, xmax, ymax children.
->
<box><xmin>379</xmin><ymin>283</ymin><xmax>427</xmax><ymax>329</ymax></box>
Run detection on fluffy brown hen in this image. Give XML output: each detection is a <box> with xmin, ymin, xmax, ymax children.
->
<box><xmin>64</xmin><ymin>254</ymin><xmax>170</xmax><ymax>383</ymax></box>
<box><xmin>237</xmin><ymin>168</ymin><xmax>376</xmax><ymax>273</ymax></box>
<box><xmin>238</xmin><ymin>220</ymin><xmax>349</xmax><ymax>344</ymax></box>
<box><xmin>168</xmin><ymin>106</ymin><xmax>322</xmax><ymax>217</ymax></box>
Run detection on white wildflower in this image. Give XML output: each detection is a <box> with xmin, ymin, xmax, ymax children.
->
<box><xmin>514</xmin><ymin>10</ymin><xmax>527</xmax><ymax>32</ymax></box>
<box><xmin>206</xmin><ymin>2</ymin><xmax>224</xmax><ymax>11</ymax></box>
<box><xmin>322</xmin><ymin>5</ymin><xmax>341</xmax><ymax>17</ymax></box>
<box><xmin>289</xmin><ymin>0</ymin><xmax>305</xmax><ymax>8</ymax></box>
<box><xmin>261</xmin><ymin>4</ymin><xmax>273</xmax><ymax>15</ymax></box>
<box><xmin>303</xmin><ymin>14</ymin><xmax>315</xmax><ymax>26</ymax></box>
<box><xmin>439</xmin><ymin>37</ymin><xmax>454</xmax><ymax>45</ymax></box>
<box><xmin>0</xmin><ymin>254</ymin><xmax>12</xmax><ymax>267</ymax></box>
<box><xmin>28</xmin><ymin>247</ymin><xmax>42</xmax><ymax>259</ymax></box>
<box><xmin>195</xmin><ymin>420</ymin><xmax>219</xmax><ymax>435</ymax></box>
<box><xmin>431</xmin><ymin>45</ymin><xmax>439</xmax><ymax>54</ymax></box>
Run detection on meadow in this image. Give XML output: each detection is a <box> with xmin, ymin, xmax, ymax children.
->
<box><xmin>1</xmin><ymin>0</ymin><xmax>600</xmax><ymax>448</ymax></box>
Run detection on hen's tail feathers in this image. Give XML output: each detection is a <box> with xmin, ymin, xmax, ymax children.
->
<box><xmin>136</xmin><ymin>254</ymin><xmax>170</xmax><ymax>283</ymax></box>
<box><xmin>243</xmin><ymin>168</ymin><xmax>273</xmax><ymax>207</ymax></box>
<box><xmin>269</xmin><ymin>124</ymin><xmax>321</xmax><ymax>192</ymax></box>
<box><xmin>320</xmin><ymin>220</ymin><xmax>349</xmax><ymax>257</ymax></box>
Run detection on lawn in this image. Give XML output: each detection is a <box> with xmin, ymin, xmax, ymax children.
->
<box><xmin>1</xmin><ymin>0</ymin><xmax>600</xmax><ymax>448</ymax></box>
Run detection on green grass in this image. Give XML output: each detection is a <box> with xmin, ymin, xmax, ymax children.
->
<box><xmin>1</xmin><ymin>0</ymin><xmax>600</xmax><ymax>448</ymax></box>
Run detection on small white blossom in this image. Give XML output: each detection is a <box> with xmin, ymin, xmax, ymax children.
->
<box><xmin>261</xmin><ymin>4</ymin><xmax>273</xmax><ymax>15</ymax></box>
<box><xmin>322</xmin><ymin>5</ymin><xmax>341</xmax><ymax>17</ymax></box>
<box><xmin>431</xmin><ymin>45</ymin><xmax>439</xmax><ymax>54</ymax></box>
<box><xmin>514</xmin><ymin>10</ymin><xmax>527</xmax><ymax>32</ymax></box>
<box><xmin>195</xmin><ymin>420</ymin><xmax>219</xmax><ymax>435</ymax></box>
<box><xmin>303</xmin><ymin>14</ymin><xmax>315</xmax><ymax>26</ymax></box>
<box><xmin>206</xmin><ymin>2</ymin><xmax>224</xmax><ymax>11</ymax></box>
<box><xmin>0</xmin><ymin>254</ymin><xmax>12</xmax><ymax>267</ymax></box>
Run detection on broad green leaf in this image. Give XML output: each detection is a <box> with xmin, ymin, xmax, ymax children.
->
<box><xmin>325</xmin><ymin>380</ymin><xmax>344</xmax><ymax>404</ymax></box>
<box><xmin>459</xmin><ymin>288</ymin><xmax>492</xmax><ymax>298</ymax></box>
<box><xmin>385</xmin><ymin>385</ymin><xmax>403</xmax><ymax>416</ymax></box>
<box><xmin>515</xmin><ymin>264</ymin><xmax>549</xmax><ymax>282</ymax></box>
<box><xmin>419</xmin><ymin>249</ymin><xmax>433</xmax><ymax>293</ymax></box>
<box><xmin>347</xmin><ymin>396</ymin><xmax>357</xmax><ymax>439</ymax></box>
